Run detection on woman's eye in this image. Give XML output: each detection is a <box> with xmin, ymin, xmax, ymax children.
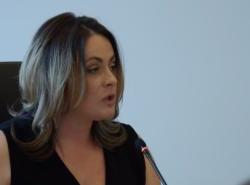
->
<box><xmin>87</xmin><ymin>67</ymin><xmax>99</xmax><ymax>74</ymax></box>
<box><xmin>110</xmin><ymin>62</ymin><xmax>118</xmax><ymax>70</ymax></box>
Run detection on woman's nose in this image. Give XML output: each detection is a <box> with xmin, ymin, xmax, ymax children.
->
<box><xmin>103</xmin><ymin>68</ymin><xmax>117</xmax><ymax>87</ymax></box>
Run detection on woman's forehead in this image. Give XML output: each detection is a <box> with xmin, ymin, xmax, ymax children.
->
<box><xmin>84</xmin><ymin>34</ymin><xmax>114</xmax><ymax>61</ymax></box>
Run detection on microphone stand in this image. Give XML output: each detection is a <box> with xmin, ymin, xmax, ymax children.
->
<box><xmin>135</xmin><ymin>138</ymin><xmax>168</xmax><ymax>185</ymax></box>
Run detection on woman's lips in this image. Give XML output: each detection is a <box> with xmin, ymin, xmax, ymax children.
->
<box><xmin>103</xmin><ymin>94</ymin><xmax>116</xmax><ymax>105</ymax></box>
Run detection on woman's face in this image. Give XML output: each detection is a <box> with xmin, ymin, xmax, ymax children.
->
<box><xmin>76</xmin><ymin>34</ymin><xmax>118</xmax><ymax>121</ymax></box>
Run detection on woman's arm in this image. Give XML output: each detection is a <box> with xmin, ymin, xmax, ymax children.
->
<box><xmin>0</xmin><ymin>130</ymin><xmax>11</xmax><ymax>185</ymax></box>
<box><xmin>144</xmin><ymin>155</ymin><xmax>160</xmax><ymax>185</ymax></box>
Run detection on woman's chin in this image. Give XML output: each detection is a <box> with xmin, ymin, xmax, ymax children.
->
<box><xmin>96</xmin><ymin>110</ymin><xmax>115</xmax><ymax>121</ymax></box>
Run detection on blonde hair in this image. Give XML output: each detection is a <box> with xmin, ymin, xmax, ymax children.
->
<box><xmin>11</xmin><ymin>12</ymin><xmax>127</xmax><ymax>160</ymax></box>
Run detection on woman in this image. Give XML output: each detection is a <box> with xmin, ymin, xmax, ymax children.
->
<box><xmin>0</xmin><ymin>12</ymin><xmax>159</xmax><ymax>185</ymax></box>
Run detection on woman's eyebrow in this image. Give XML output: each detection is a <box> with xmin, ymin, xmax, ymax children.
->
<box><xmin>85</xmin><ymin>55</ymin><xmax>116</xmax><ymax>64</ymax></box>
<box><xmin>85</xmin><ymin>57</ymin><xmax>102</xmax><ymax>64</ymax></box>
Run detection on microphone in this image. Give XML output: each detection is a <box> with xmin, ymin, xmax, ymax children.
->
<box><xmin>135</xmin><ymin>137</ymin><xmax>168</xmax><ymax>185</ymax></box>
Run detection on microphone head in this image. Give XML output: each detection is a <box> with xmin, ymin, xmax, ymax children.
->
<box><xmin>135</xmin><ymin>137</ymin><xmax>147</xmax><ymax>152</ymax></box>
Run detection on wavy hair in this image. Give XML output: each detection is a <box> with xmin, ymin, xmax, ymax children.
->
<box><xmin>11</xmin><ymin>12</ymin><xmax>127</xmax><ymax>160</ymax></box>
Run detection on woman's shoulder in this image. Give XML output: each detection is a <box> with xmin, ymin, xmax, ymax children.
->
<box><xmin>0</xmin><ymin>128</ymin><xmax>11</xmax><ymax>185</ymax></box>
<box><xmin>112</xmin><ymin>121</ymin><xmax>146</xmax><ymax>184</ymax></box>
<box><xmin>115</xmin><ymin>121</ymin><xmax>140</xmax><ymax>141</ymax></box>
<box><xmin>0</xmin><ymin>115</ymin><xmax>32</xmax><ymax>128</ymax></box>
<box><xmin>0</xmin><ymin>116</ymin><xmax>34</xmax><ymax>141</ymax></box>
<box><xmin>113</xmin><ymin>121</ymin><xmax>142</xmax><ymax>151</ymax></box>
<box><xmin>0</xmin><ymin>117</ymin><xmax>17</xmax><ymax>134</ymax></box>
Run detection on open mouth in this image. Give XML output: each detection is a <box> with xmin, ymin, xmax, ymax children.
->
<box><xmin>107</xmin><ymin>95</ymin><xmax>115</xmax><ymax>100</ymax></box>
<box><xmin>103</xmin><ymin>94</ymin><xmax>116</xmax><ymax>105</ymax></box>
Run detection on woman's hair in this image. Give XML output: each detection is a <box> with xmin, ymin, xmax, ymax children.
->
<box><xmin>11</xmin><ymin>12</ymin><xmax>127</xmax><ymax>160</ymax></box>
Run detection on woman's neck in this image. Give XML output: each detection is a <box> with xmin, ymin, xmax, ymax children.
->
<box><xmin>55</xmin><ymin>111</ymin><xmax>97</xmax><ymax>153</ymax></box>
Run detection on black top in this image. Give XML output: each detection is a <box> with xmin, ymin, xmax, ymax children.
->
<box><xmin>0</xmin><ymin>117</ymin><xmax>145</xmax><ymax>185</ymax></box>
